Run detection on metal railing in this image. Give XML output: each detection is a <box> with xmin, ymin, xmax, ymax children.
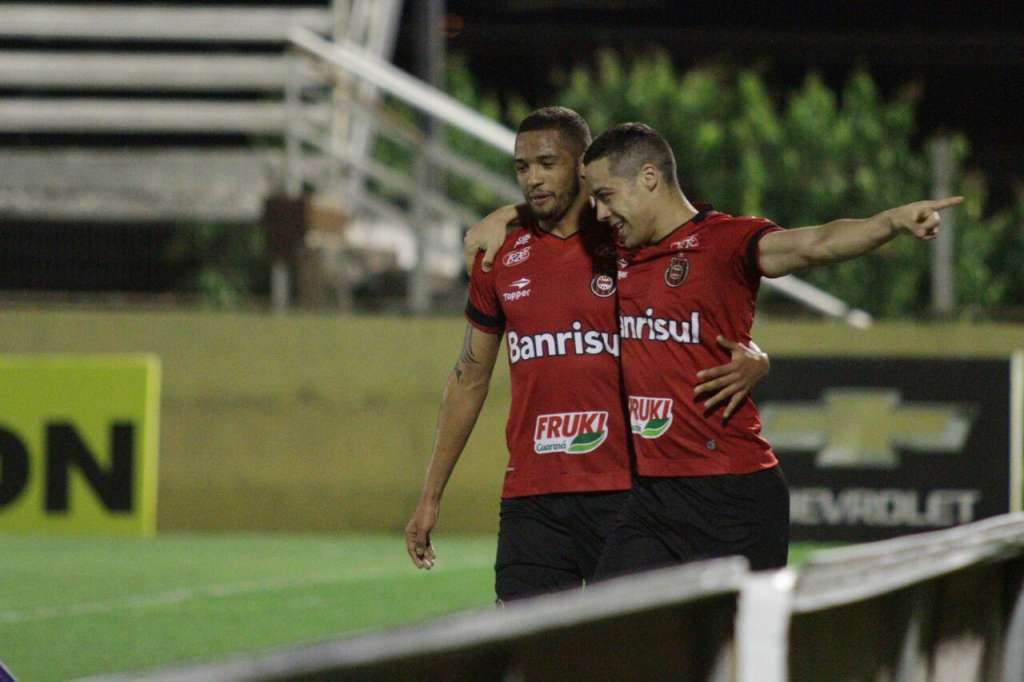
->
<box><xmin>288</xmin><ymin>27</ymin><xmax>522</xmax><ymax>313</ymax></box>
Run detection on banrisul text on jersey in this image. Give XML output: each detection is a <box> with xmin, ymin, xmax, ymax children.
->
<box><xmin>619</xmin><ymin>308</ymin><xmax>700</xmax><ymax>344</ymax></box>
<box><xmin>508</xmin><ymin>321</ymin><xmax>619</xmax><ymax>364</ymax></box>
<box><xmin>465</xmin><ymin>218</ymin><xmax>631</xmax><ymax>499</ymax></box>
<box><xmin>616</xmin><ymin>207</ymin><xmax>781</xmax><ymax>477</ymax></box>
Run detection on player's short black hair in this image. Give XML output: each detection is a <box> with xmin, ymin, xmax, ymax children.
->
<box><xmin>516</xmin><ymin>107</ymin><xmax>592</xmax><ymax>157</ymax></box>
<box><xmin>582</xmin><ymin>122</ymin><xmax>678</xmax><ymax>186</ymax></box>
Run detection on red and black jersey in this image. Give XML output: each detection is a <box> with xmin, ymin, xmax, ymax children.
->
<box><xmin>616</xmin><ymin>206</ymin><xmax>782</xmax><ymax>477</ymax></box>
<box><xmin>466</xmin><ymin>218</ymin><xmax>631</xmax><ymax>498</ymax></box>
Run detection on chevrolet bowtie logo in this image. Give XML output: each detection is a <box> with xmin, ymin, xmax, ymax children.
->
<box><xmin>760</xmin><ymin>389</ymin><xmax>976</xmax><ymax>469</ymax></box>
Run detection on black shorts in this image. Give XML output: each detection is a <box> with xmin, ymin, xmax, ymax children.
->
<box><xmin>495</xmin><ymin>490</ymin><xmax>628</xmax><ymax>603</ymax></box>
<box><xmin>593</xmin><ymin>466</ymin><xmax>789</xmax><ymax>581</ymax></box>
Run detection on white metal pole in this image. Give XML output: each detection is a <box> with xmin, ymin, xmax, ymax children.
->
<box><xmin>271</xmin><ymin>260</ymin><xmax>290</xmax><ymax>314</ymax></box>
<box><xmin>930</xmin><ymin>136</ymin><xmax>956</xmax><ymax>316</ymax></box>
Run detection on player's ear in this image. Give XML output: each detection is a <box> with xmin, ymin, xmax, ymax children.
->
<box><xmin>640</xmin><ymin>163</ymin><xmax>659</xmax><ymax>192</ymax></box>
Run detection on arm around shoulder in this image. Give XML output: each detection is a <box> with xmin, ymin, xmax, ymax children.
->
<box><xmin>464</xmin><ymin>204</ymin><xmax>522</xmax><ymax>274</ymax></box>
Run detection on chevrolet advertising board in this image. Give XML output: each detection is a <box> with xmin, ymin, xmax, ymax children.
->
<box><xmin>754</xmin><ymin>354</ymin><xmax>1023</xmax><ymax>542</ymax></box>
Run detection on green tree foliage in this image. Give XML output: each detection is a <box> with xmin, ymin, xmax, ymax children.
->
<box><xmin>169</xmin><ymin>54</ymin><xmax>1022</xmax><ymax>315</ymax></box>
<box><xmin>442</xmin><ymin>55</ymin><xmax>530</xmax><ymax>214</ymax></box>
<box><xmin>168</xmin><ymin>223</ymin><xmax>268</xmax><ymax>308</ymax></box>
<box><xmin>546</xmin><ymin>50</ymin><xmax>1023</xmax><ymax>318</ymax></box>
<box><xmin>352</xmin><ymin>53</ymin><xmax>1023</xmax><ymax>317</ymax></box>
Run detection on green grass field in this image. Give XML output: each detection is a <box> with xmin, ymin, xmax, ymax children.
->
<box><xmin>0</xmin><ymin>534</ymin><xmax>827</xmax><ymax>681</ymax></box>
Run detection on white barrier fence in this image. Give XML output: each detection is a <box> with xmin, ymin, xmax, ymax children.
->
<box><xmin>741</xmin><ymin>513</ymin><xmax>1024</xmax><ymax>682</ymax></box>
<box><xmin>82</xmin><ymin>558</ymin><xmax>748</xmax><ymax>682</ymax></box>
<box><xmin>82</xmin><ymin>514</ymin><xmax>1024</xmax><ymax>681</ymax></box>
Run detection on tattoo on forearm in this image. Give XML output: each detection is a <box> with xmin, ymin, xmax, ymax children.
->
<box><xmin>454</xmin><ymin>327</ymin><xmax>480</xmax><ymax>381</ymax></box>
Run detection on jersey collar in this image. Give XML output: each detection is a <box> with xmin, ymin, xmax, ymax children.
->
<box><xmin>647</xmin><ymin>203</ymin><xmax>713</xmax><ymax>248</ymax></box>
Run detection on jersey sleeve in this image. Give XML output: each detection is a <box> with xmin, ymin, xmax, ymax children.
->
<box><xmin>465</xmin><ymin>251</ymin><xmax>505</xmax><ymax>334</ymax></box>
<box><xmin>727</xmin><ymin>217</ymin><xmax>784</xmax><ymax>285</ymax></box>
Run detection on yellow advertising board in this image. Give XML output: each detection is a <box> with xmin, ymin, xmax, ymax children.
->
<box><xmin>0</xmin><ymin>355</ymin><xmax>160</xmax><ymax>535</ymax></box>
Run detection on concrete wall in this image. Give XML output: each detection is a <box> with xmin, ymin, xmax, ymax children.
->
<box><xmin>1</xmin><ymin>309</ymin><xmax>1021</xmax><ymax>534</ymax></box>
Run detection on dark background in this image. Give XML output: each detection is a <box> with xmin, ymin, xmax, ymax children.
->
<box><xmin>417</xmin><ymin>1</ymin><xmax>1023</xmax><ymax>209</ymax></box>
<box><xmin>4</xmin><ymin>0</ymin><xmax>1018</xmax><ymax>204</ymax></box>
<box><xmin>1</xmin><ymin>1</ymin><xmax>1020</xmax><ymax>294</ymax></box>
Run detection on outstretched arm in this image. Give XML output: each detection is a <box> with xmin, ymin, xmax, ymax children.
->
<box><xmin>758</xmin><ymin>196</ymin><xmax>963</xmax><ymax>278</ymax></box>
<box><xmin>694</xmin><ymin>336</ymin><xmax>770</xmax><ymax>419</ymax></box>
<box><xmin>463</xmin><ymin>204</ymin><xmax>521</xmax><ymax>274</ymax></box>
<box><xmin>405</xmin><ymin>324</ymin><xmax>501</xmax><ymax>569</ymax></box>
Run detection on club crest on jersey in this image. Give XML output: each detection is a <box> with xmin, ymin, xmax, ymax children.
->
<box><xmin>514</xmin><ymin>233</ymin><xmax>532</xmax><ymax>248</ymax></box>
<box><xmin>665</xmin><ymin>255</ymin><xmax>689</xmax><ymax>287</ymax></box>
<box><xmin>629</xmin><ymin>397</ymin><xmax>673</xmax><ymax>438</ymax></box>
<box><xmin>534</xmin><ymin>411</ymin><xmax>609</xmax><ymax>454</ymax></box>
<box><xmin>590</xmin><ymin>273</ymin><xmax>616</xmax><ymax>298</ymax></box>
<box><xmin>503</xmin><ymin>246</ymin><xmax>531</xmax><ymax>267</ymax></box>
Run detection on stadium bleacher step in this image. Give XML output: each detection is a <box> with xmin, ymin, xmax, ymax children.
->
<box><xmin>0</xmin><ymin>52</ymin><xmax>295</xmax><ymax>92</ymax></box>
<box><xmin>0</xmin><ymin>99</ymin><xmax>293</xmax><ymax>135</ymax></box>
<box><xmin>0</xmin><ymin>4</ymin><xmax>330</xmax><ymax>42</ymax></box>
<box><xmin>0</xmin><ymin>148</ymin><xmax>283</xmax><ymax>222</ymax></box>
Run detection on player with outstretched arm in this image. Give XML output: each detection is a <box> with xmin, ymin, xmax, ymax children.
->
<box><xmin>404</xmin><ymin>109</ymin><xmax>771</xmax><ymax>603</ymax></box>
<box><xmin>574</xmin><ymin>122</ymin><xmax>962</xmax><ymax>577</ymax></box>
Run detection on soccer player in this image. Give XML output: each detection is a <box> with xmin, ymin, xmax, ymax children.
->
<box><xmin>404</xmin><ymin>108</ymin><xmax>770</xmax><ymax>602</ymax></box>
<box><xmin>577</xmin><ymin>122</ymin><xmax>962</xmax><ymax>576</ymax></box>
